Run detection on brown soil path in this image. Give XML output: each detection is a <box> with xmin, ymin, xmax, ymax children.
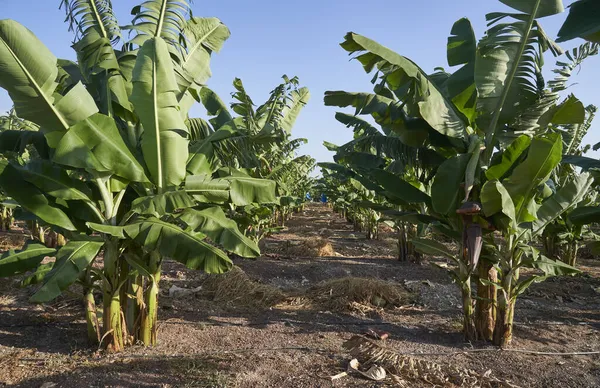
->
<box><xmin>1</xmin><ymin>204</ymin><xmax>599</xmax><ymax>387</ymax></box>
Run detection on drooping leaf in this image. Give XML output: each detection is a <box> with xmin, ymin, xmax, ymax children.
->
<box><xmin>226</xmin><ymin>176</ymin><xmax>277</xmax><ymax>206</ymax></box>
<box><xmin>124</xmin><ymin>217</ymin><xmax>233</xmax><ymax>273</ymax></box>
<box><xmin>185</xmin><ymin>174</ymin><xmax>230</xmax><ymax>203</ymax></box>
<box><xmin>533</xmin><ymin>172</ymin><xmax>593</xmax><ymax>236</ymax></box>
<box><xmin>30</xmin><ymin>240</ymin><xmax>103</xmax><ymax>303</ymax></box>
<box><xmin>199</xmin><ymin>87</ymin><xmax>233</xmax><ymax>129</ymax></box>
<box><xmin>179</xmin><ymin>207</ymin><xmax>260</xmax><ymax>258</ymax></box>
<box><xmin>481</xmin><ymin>180</ymin><xmax>517</xmax><ymax>223</ymax></box>
<box><xmin>568</xmin><ymin>206</ymin><xmax>600</xmax><ymax>225</ymax></box>
<box><xmin>411</xmin><ymin>238</ymin><xmax>457</xmax><ymax>261</ymax></box>
<box><xmin>369</xmin><ymin>169</ymin><xmax>431</xmax><ymax>205</ymax></box>
<box><xmin>526</xmin><ymin>255</ymin><xmax>580</xmax><ymax>276</ymax></box>
<box><xmin>0</xmin><ymin>161</ymin><xmax>76</xmax><ymax>231</ymax></box>
<box><xmin>0</xmin><ymin>20</ymin><xmax>98</xmax><ymax>135</ymax></box>
<box><xmin>557</xmin><ymin>0</ymin><xmax>600</xmax><ymax>43</ymax></box>
<box><xmin>53</xmin><ymin>113</ymin><xmax>148</xmax><ymax>183</ymax></box>
<box><xmin>0</xmin><ymin>241</ymin><xmax>56</xmax><ymax>278</ymax></box>
<box><xmin>86</xmin><ymin>222</ymin><xmax>126</xmax><ymax>238</ymax></box>
<box><xmin>20</xmin><ymin>160</ymin><xmax>93</xmax><ymax>202</ymax></box>
<box><xmin>340</xmin><ymin>33</ymin><xmax>468</xmax><ymax>139</ymax></box>
<box><xmin>130</xmin><ymin>191</ymin><xmax>197</xmax><ymax>217</ymax></box>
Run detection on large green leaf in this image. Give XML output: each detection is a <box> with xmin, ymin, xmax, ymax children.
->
<box><xmin>61</xmin><ymin>0</ymin><xmax>132</xmax><ymax>118</ymax></box>
<box><xmin>179</xmin><ymin>207</ymin><xmax>260</xmax><ymax>258</ymax></box>
<box><xmin>30</xmin><ymin>240</ymin><xmax>103</xmax><ymax>303</ymax></box>
<box><xmin>226</xmin><ymin>176</ymin><xmax>277</xmax><ymax>206</ymax></box>
<box><xmin>0</xmin><ymin>20</ymin><xmax>98</xmax><ymax>135</ymax></box>
<box><xmin>53</xmin><ymin>113</ymin><xmax>148</xmax><ymax>183</ymax></box>
<box><xmin>503</xmin><ymin>134</ymin><xmax>562</xmax><ymax>223</ymax></box>
<box><xmin>369</xmin><ymin>169</ymin><xmax>431</xmax><ymax>205</ymax></box>
<box><xmin>185</xmin><ymin>174</ymin><xmax>230</xmax><ymax>203</ymax></box>
<box><xmin>0</xmin><ymin>130</ymin><xmax>49</xmax><ymax>159</ymax></box>
<box><xmin>124</xmin><ymin>217</ymin><xmax>233</xmax><ymax>273</ymax></box>
<box><xmin>0</xmin><ymin>161</ymin><xmax>76</xmax><ymax>231</ymax></box>
<box><xmin>175</xmin><ymin>17</ymin><xmax>230</xmax><ymax>105</ymax></box>
<box><xmin>481</xmin><ymin>180</ymin><xmax>517</xmax><ymax>228</ymax></box>
<box><xmin>533</xmin><ymin>172</ymin><xmax>593</xmax><ymax>236</ymax></box>
<box><xmin>199</xmin><ymin>87</ymin><xmax>233</xmax><ymax>129</ymax></box>
<box><xmin>324</xmin><ymin>91</ymin><xmax>432</xmax><ymax>147</ymax></box>
<box><xmin>475</xmin><ymin>12</ymin><xmax>561</xmax><ymax>137</ymax></box>
<box><xmin>431</xmin><ymin>154</ymin><xmax>470</xmax><ymax>215</ymax></box>
<box><xmin>280</xmin><ymin>87</ymin><xmax>310</xmax><ymax>135</ymax></box>
<box><xmin>411</xmin><ymin>238</ymin><xmax>456</xmax><ymax>260</ymax></box>
<box><xmin>523</xmin><ymin>254</ymin><xmax>580</xmax><ymax>276</ymax></box>
<box><xmin>131</xmin><ymin>37</ymin><xmax>189</xmax><ymax>189</ymax></box>
<box><xmin>557</xmin><ymin>0</ymin><xmax>600</xmax><ymax>43</ymax></box>
<box><xmin>446</xmin><ymin>18</ymin><xmax>477</xmax><ymax>121</ymax></box>
<box><xmin>187</xmin><ymin>124</ymin><xmax>238</xmax><ymax>175</ymax></box>
<box><xmin>20</xmin><ymin>160</ymin><xmax>93</xmax><ymax>202</ymax></box>
<box><xmin>561</xmin><ymin>155</ymin><xmax>600</xmax><ymax>171</ymax></box>
<box><xmin>131</xmin><ymin>191</ymin><xmax>196</xmax><ymax>217</ymax></box>
<box><xmin>340</xmin><ymin>33</ymin><xmax>468</xmax><ymax>139</ymax></box>
<box><xmin>499</xmin><ymin>0</ymin><xmax>564</xmax><ymax>18</ymax></box>
<box><xmin>0</xmin><ymin>241</ymin><xmax>56</xmax><ymax>278</ymax></box>
<box><xmin>550</xmin><ymin>94</ymin><xmax>585</xmax><ymax>125</ymax></box>
<box><xmin>568</xmin><ymin>205</ymin><xmax>600</xmax><ymax>225</ymax></box>
<box><xmin>486</xmin><ymin>135</ymin><xmax>531</xmax><ymax>181</ymax></box>
<box><xmin>20</xmin><ymin>262</ymin><xmax>53</xmax><ymax>287</ymax></box>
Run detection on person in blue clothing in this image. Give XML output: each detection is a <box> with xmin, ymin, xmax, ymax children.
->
<box><xmin>320</xmin><ymin>193</ymin><xmax>327</xmax><ymax>203</ymax></box>
<box><xmin>305</xmin><ymin>192</ymin><xmax>312</xmax><ymax>201</ymax></box>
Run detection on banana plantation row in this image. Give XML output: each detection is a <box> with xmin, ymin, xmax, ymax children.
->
<box><xmin>0</xmin><ymin>0</ymin><xmax>599</xmax><ymax>354</ymax></box>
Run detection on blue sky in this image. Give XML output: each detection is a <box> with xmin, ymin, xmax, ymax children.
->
<box><xmin>1</xmin><ymin>0</ymin><xmax>599</xmax><ymax>167</ymax></box>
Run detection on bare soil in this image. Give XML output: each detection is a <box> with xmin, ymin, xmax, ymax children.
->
<box><xmin>1</xmin><ymin>204</ymin><xmax>599</xmax><ymax>387</ymax></box>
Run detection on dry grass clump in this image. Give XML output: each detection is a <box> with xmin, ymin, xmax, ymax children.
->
<box><xmin>284</xmin><ymin>238</ymin><xmax>335</xmax><ymax>257</ymax></box>
<box><xmin>306</xmin><ymin>277</ymin><xmax>410</xmax><ymax>313</ymax></box>
<box><xmin>201</xmin><ymin>266</ymin><xmax>285</xmax><ymax>308</ymax></box>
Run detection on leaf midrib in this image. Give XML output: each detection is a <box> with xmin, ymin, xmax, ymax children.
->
<box><xmin>0</xmin><ymin>37</ymin><xmax>68</xmax><ymax>131</ymax></box>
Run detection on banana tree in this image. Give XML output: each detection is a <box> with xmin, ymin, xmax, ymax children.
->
<box><xmin>0</xmin><ymin>1</ymin><xmax>277</xmax><ymax>351</ymax></box>
<box><xmin>190</xmin><ymin>76</ymin><xmax>314</xmax><ymax>230</ymax></box>
<box><xmin>324</xmin><ymin>0</ymin><xmax>594</xmax><ymax>345</ymax></box>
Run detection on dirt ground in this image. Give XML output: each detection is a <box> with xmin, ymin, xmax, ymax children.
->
<box><xmin>1</xmin><ymin>204</ymin><xmax>599</xmax><ymax>387</ymax></box>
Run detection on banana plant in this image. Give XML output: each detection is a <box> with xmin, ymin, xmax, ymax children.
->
<box><xmin>0</xmin><ymin>1</ymin><xmax>278</xmax><ymax>351</ymax></box>
<box><xmin>191</xmin><ymin>76</ymin><xmax>315</xmax><ymax>231</ymax></box>
<box><xmin>323</xmin><ymin>0</ymin><xmax>594</xmax><ymax>345</ymax></box>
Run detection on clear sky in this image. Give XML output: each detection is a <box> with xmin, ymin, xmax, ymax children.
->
<box><xmin>1</xmin><ymin>1</ymin><xmax>599</xmax><ymax>167</ymax></box>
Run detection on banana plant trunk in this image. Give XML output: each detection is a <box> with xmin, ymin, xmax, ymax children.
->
<box><xmin>475</xmin><ymin>261</ymin><xmax>497</xmax><ymax>341</ymax></box>
<box><xmin>493</xmin><ymin>294</ymin><xmax>515</xmax><ymax>347</ymax></box>
<box><xmin>493</xmin><ymin>270</ymin><xmax>517</xmax><ymax>347</ymax></box>
<box><xmin>566</xmin><ymin>241</ymin><xmax>579</xmax><ymax>267</ymax></box>
<box><xmin>84</xmin><ymin>287</ymin><xmax>101</xmax><ymax>345</ymax></box>
<box><xmin>140</xmin><ymin>252</ymin><xmax>162</xmax><ymax>346</ymax></box>
<box><xmin>462</xmin><ymin>280</ymin><xmax>477</xmax><ymax>341</ymax></box>
<box><xmin>102</xmin><ymin>239</ymin><xmax>125</xmax><ymax>352</ymax></box>
<box><xmin>397</xmin><ymin>224</ymin><xmax>408</xmax><ymax>261</ymax></box>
